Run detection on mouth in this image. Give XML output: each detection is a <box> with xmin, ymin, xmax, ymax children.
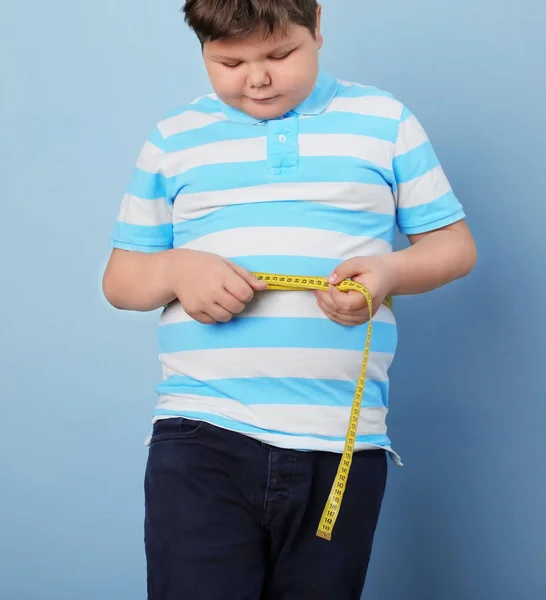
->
<box><xmin>248</xmin><ymin>96</ymin><xmax>278</xmax><ymax>104</ymax></box>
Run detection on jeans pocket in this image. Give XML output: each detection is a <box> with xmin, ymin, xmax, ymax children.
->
<box><xmin>150</xmin><ymin>417</ymin><xmax>206</xmax><ymax>444</ymax></box>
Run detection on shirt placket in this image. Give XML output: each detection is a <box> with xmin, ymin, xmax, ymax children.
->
<box><xmin>267</xmin><ymin>115</ymin><xmax>299</xmax><ymax>177</ymax></box>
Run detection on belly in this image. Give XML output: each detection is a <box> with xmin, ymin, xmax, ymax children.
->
<box><xmin>157</xmin><ymin>291</ymin><xmax>397</xmax><ymax>409</ymax></box>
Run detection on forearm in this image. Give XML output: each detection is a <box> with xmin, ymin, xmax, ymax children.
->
<box><xmin>384</xmin><ymin>223</ymin><xmax>477</xmax><ymax>296</ymax></box>
<box><xmin>102</xmin><ymin>249</ymin><xmax>176</xmax><ymax>311</ymax></box>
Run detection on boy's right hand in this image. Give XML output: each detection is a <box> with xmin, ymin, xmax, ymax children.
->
<box><xmin>166</xmin><ymin>249</ymin><xmax>268</xmax><ymax>324</ymax></box>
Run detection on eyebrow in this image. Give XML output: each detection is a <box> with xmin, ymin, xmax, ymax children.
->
<box><xmin>211</xmin><ymin>42</ymin><xmax>297</xmax><ymax>61</ymax></box>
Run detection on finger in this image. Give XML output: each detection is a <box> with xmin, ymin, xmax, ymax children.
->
<box><xmin>317</xmin><ymin>290</ymin><xmax>360</xmax><ymax>316</ymax></box>
<box><xmin>329</xmin><ymin>286</ymin><xmax>368</xmax><ymax>312</ymax></box>
<box><xmin>217</xmin><ymin>290</ymin><xmax>246</xmax><ymax>315</ymax></box>
<box><xmin>315</xmin><ymin>290</ymin><xmax>339</xmax><ymax>312</ymax></box>
<box><xmin>318</xmin><ymin>291</ymin><xmax>371</xmax><ymax>321</ymax></box>
<box><xmin>318</xmin><ymin>302</ymin><xmax>341</xmax><ymax>322</ymax></box>
<box><xmin>191</xmin><ymin>312</ymin><xmax>216</xmax><ymax>325</ymax></box>
<box><xmin>224</xmin><ymin>273</ymin><xmax>256</xmax><ymax>304</ymax></box>
<box><xmin>230</xmin><ymin>262</ymin><xmax>268</xmax><ymax>291</ymax></box>
<box><xmin>320</xmin><ymin>304</ymin><xmax>368</xmax><ymax>326</ymax></box>
<box><xmin>328</xmin><ymin>257</ymin><xmax>369</xmax><ymax>285</ymax></box>
<box><xmin>207</xmin><ymin>304</ymin><xmax>234</xmax><ymax>323</ymax></box>
<box><xmin>317</xmin><ymin>289</ymin><xmax>371</xmax><ymax>319</ymax></box>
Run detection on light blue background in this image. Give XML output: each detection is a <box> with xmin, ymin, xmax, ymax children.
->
<box><xmin>2</xmin><ymin>1</ymin><xmax>544</xmax><ymax>598</ymax></box>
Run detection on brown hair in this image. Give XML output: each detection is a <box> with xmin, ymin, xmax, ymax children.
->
<box><xmin>182</xmin><ymin>0</ymin><xmax>319</xmax><ymax>43</ymax></box>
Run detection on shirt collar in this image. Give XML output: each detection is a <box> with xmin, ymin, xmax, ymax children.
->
<box><xmin>217</xmin><ymin>68</ymin><xmax>338</xmax><ymax>125</ymax></box>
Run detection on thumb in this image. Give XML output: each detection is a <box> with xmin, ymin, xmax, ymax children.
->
<box><xmin>230</xmin><ymin>262</ymin><xmax>268</xmax><ymax>290</ymax></box>
<box><xmin>328</xmin><ymin>257</ymin><xmax>368</xmax><ymax>285</ymax></box>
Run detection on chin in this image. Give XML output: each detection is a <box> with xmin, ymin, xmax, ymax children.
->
<box><xmin>241</xmin><ymin>98</ymin><xmax>293</xmax><ymax>120</ymax></box>
<box><xmin>231</xmin><ymin>98</ymin><xmax>291</xmax><ymax>120</ymax></box>
<box><xmin>249</xmin><ymin>108</ymin><xmax>284</xmax><ymax>120</ymax></box>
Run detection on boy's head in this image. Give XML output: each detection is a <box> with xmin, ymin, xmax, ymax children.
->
<box><xmin>183</xmin><ymin>0</ymin><xmax>323</xmax><ymax>120</ymax></box>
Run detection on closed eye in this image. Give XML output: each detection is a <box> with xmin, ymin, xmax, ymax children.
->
<box><xmin>270</xmin><ymin>50</ymin><xmax>294</xmax><ymax>61</ymax></box>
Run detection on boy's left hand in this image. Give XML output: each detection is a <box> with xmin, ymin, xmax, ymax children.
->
<box><xmin>315</xmin><ymin>256</ymin><xmax>398</xmax><ymax>326</ymax></box>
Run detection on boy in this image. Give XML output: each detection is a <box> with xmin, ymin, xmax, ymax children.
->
<box><xmin>102</xmin><ymin>1</ymin><xmax>476</xmax><ymax>598</ymax></box>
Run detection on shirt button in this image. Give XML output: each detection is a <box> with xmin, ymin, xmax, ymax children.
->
<box><xmin>278</xmin><ymin>134</ymin><xmax>287</xmax><ymax>144</ymax></box>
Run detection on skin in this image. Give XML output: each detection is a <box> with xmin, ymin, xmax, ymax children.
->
<box><xmin>315</xmin><ymin>220</ymin><xmax>477</xmax><ymax>326</ymax></box>
<box><xmin>202</xmin><ymin>10</ymin><xmax>324</xmax><ymax>121</ymax></box>
<box><xmin>102</xmin><ymin>12</ymin><xmax>477</xmax><ymax>324</ymax></box>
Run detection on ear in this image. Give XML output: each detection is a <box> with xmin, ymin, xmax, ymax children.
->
<box><xmin>315</xmin><ymin>4</ymin><xmax>324</xmax><ymax>49</ymax></box>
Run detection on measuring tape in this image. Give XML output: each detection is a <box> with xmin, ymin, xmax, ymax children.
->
<box><xmin>252</xmin><ymin>272</ymin><xmax>393</xmax><ymax>541</ymax></box>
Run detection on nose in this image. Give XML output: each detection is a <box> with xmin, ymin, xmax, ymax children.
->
<box><xmin>247</xmin><ymin>64</ymin><xmax>270</xmax><ymax>88</ymax></box>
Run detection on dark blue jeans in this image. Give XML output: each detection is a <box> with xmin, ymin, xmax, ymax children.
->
<box><xmin>144</xmin><ymin>417</ymin><xmax>387</xmax><ymax>600</ymax></box>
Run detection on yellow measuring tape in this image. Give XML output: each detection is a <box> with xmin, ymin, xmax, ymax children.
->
<box><xmin>252</xmin><ymin>272</ymin><xmax>393</xmax><ymax>541</ymax></box>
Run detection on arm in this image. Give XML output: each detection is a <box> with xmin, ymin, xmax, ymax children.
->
<box><xmin>102</xmin><ymin>247</ymin><xmax>267</xmax><ymax>320</ymax></box>
<box><xmin>104</xmin><ymin>121</ymin><xmax>176</xmax><ymax>311</ymax></box>
<box><xmin>318</xmin><ymin>219</ymin><xmax>476</xmax><ymax>325</ymax></box>
<box><xmin>102</xmin><ymin>248</ymin><xmax>175</xmax><ymax>312</ymax></box>
<box><xmin>382</xmin><ymin>219</ymin><xmax>476</xmax><ymax>296</ymax></box>
<box><xmin>316</xmin><ymin>103</ymin><xmax>476</xmax><ymax>325</ymax></box>
<box><xmin>104</xmin><ymin>122</ymin><xmax>266</xmax><ymax>319</ymax></box>
<box><xmin>330</xmin><ymin>219</ymin><xmax>477</xmax><ymax>298</ymax></box>
<box><xmin>319</xmin><ymin>219</ymin><xmax>475</xmax><ymax>325</ymax></box>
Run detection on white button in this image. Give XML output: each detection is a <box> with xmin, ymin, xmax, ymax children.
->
<box><xmin>278</xmin><ymin>134</ymin><xmax>287</xmax><ymax>144</ymax></box>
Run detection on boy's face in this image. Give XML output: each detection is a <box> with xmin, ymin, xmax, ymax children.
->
<box><xmin>202</xmin><ymin>12</ymin><xmax>324</xmax><ymax>121</ymax></box>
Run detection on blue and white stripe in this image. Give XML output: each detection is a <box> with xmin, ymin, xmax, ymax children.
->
<box><xmin>111</xmin><ymin>69</ymin><xmax>465</xmax><ymax>461</ymax></box>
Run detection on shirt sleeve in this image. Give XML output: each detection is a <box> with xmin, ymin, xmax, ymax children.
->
<box><xmin>393</xmin><ymin>106</ymin><xmax>465</xmax><ymax>235</ymax></box>
<box><xmin>110</xmin><ymin>126</ymin><xmax>173</xmax><ymax>252</ymax></box>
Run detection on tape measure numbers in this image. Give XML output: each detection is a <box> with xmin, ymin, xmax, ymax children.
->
<box><xmin>252</xmin><ymin>273</ymin><xmax>393</xmax><ymax>541</ymax></box>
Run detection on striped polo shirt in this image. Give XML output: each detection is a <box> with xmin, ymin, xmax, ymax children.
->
<box><xmin>111</xmin><ymin>69</ymin><xmax>465</xmax><ymax>462</ymax></box>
